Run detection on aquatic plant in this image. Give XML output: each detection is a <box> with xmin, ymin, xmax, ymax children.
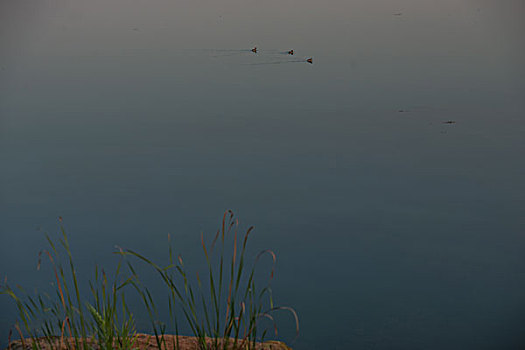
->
<box><xmin>1</xmin><ymin>211</ymin><xmax>298</xmax><ymax>350</ymax></box>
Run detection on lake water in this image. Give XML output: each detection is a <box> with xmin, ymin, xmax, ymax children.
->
<box><xmin>1</xmin><ymin>0</ymin><xmax>524</xmax><ymax>349</ymax></box>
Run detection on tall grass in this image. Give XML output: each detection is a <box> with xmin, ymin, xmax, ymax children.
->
<box><xmin>1</xmin><ymin>220</ymin><xmax>138</xmax><ymax>350</ymax></box>
<box><xmin>119</xmin><ymin>210</ymin><xmax>299</xmax><ymax>350</ymax></box>
<box><xmin>1</xmin><ymin>211</ymin><xmax>298</xmax><ymax>350</ymax></box>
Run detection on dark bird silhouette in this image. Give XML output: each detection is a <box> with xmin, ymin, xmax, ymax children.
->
<box><xmin>288</xmin><ymin>49</ymin><xmax>294</xmax><ymax>55</ymax></box>
<box><xmin>306</xmin><ymin>58</ymin><xmax>313</xmax><ymax>64</ymax></box>
<box><xmin>251</xmin><ymin>47</ymin><xmax>257</xmax><ymax>53</ymax></box>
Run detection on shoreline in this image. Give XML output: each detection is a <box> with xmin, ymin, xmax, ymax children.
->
<box><xmin>6</xmin><ymin>333</ymin><xmax>292</xmax><ymax>350</ymax></box>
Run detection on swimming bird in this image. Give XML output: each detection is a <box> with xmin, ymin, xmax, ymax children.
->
<box><xmin>306</xmin><ymin>57</ymin><xmax>313</xmax><ymax>64</ymax></box>
<box><xmin>251</xmin><ymin>47</ymin><xmax>257</xmax><ymax>53</ymax></box>
<box><xmin>288</xmin><ymin>49</ymin><xmax>294</xmax><ymax>55</ymax></box>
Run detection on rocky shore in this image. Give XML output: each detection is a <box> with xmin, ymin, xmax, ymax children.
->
<box><xmin>6</xmin><ymin>334</ymin><xmax>292</xmax><ymax>350</ymax></box>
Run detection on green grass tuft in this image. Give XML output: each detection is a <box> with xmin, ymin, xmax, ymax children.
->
<box><xmin>1</xmin><ymin>211</ymin><xmax>298</xmax><ymax>350</ymax></box>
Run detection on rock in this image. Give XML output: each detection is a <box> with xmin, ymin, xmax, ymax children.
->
<box><xmin>6</xmin><ymin>334</ymin><xmax>292</xmax><ymax>350</ymax></box>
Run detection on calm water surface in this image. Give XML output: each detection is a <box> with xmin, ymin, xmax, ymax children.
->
<box><xmin>1</xmin><ymin>0</ymin><xmax>525</xmax><ymax>349</ymax></box>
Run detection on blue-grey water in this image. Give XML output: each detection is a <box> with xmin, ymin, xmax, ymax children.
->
<box><xmin>1</xmin><ymin>0</ymin><xmax>524</xmax><ymax>349</ymax></box>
